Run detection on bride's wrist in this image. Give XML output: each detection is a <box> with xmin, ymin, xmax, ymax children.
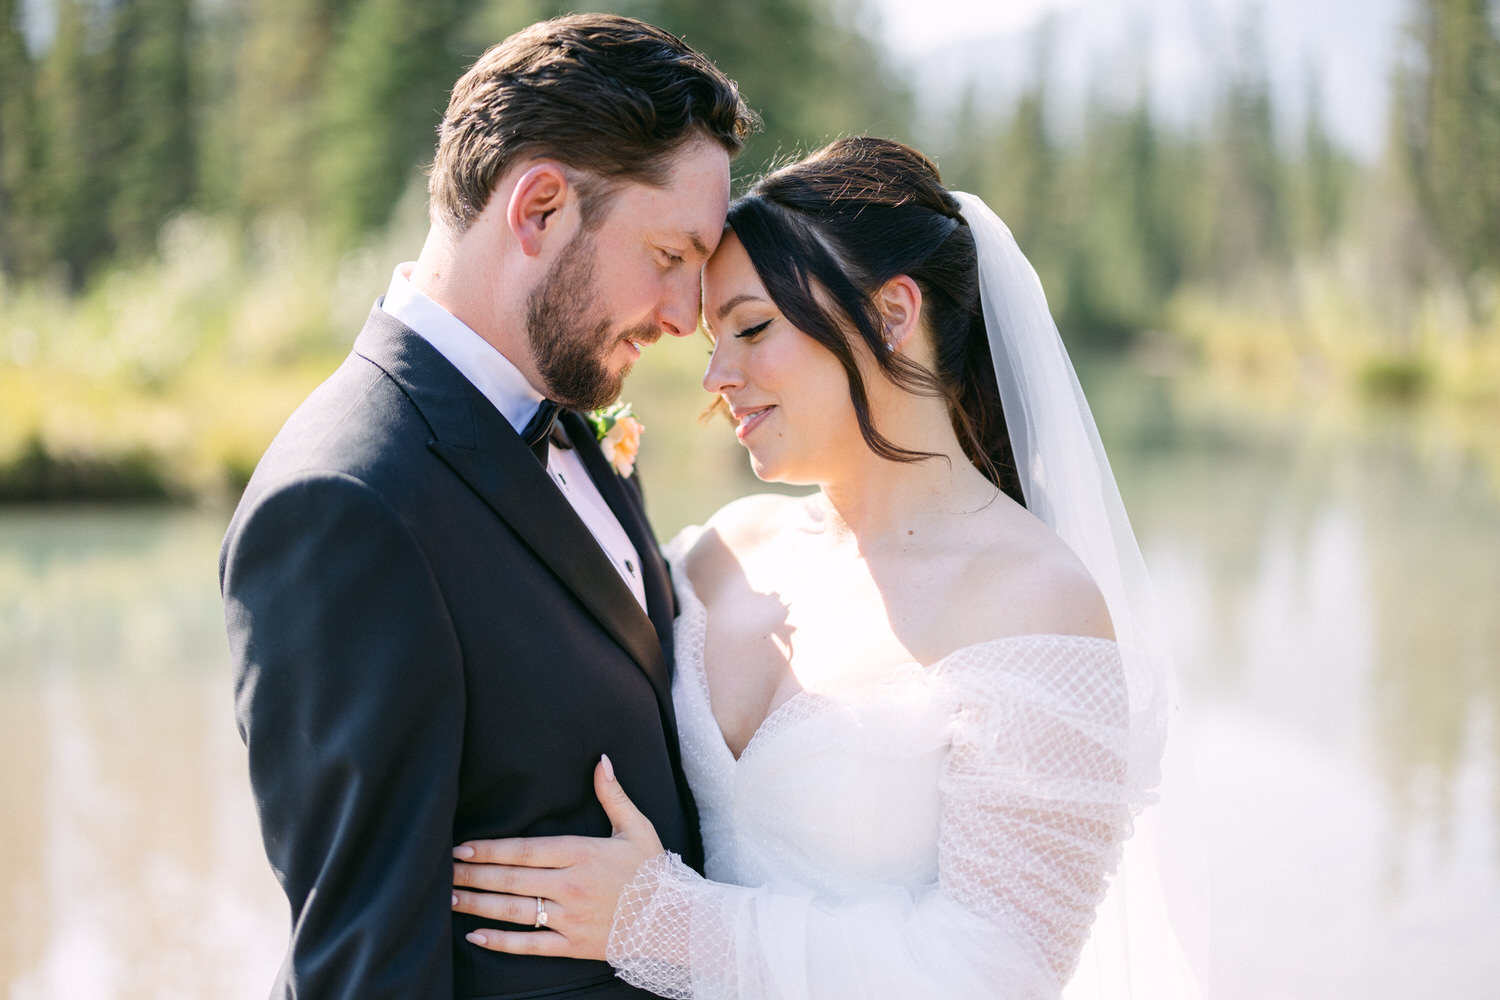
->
<box><xmin>606</xmin><ymin>850</ymin><xmax>688</xmax><ymax>966</ymax></box>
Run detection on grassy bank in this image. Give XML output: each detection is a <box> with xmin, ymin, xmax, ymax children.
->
<box><xmin>0</xmin><ymin>211</ymin><xmax>399</xmax><ymax>503</ymax></box>
<box><xmin>1167</xmin><ymin>267</ymin><xmax>1500</xmax><ymax>409</ymax></box>
<box><xmin>1160</xmin><ymin>262</ymin><xmax>1500</xmax><ymax>494</ymax></box>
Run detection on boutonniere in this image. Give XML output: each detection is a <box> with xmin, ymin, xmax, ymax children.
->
<box><xmin>585</xmin><ymin>402</ymin><xmax>644</xmax><ymax>478</ymax></box>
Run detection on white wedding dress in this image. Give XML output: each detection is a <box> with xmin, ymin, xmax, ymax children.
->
<box><xmin>605</xmin><ymin>531</ymin><xmax>1162</xmax><ymax>1000</ymax></box>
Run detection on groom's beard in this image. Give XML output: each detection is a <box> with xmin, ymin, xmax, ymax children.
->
<box><xmin>527</xmin><ymin>230</ymin><xmax>655</xmax><ymax>411</ymax></box>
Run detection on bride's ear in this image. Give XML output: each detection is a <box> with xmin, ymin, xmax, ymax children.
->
<box><xmin>874</xmin><ymin>274</ymin><xmax>923</xmax><ymax>354</ymax></box>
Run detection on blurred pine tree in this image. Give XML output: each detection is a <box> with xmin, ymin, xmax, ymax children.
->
<box><xmin>104</xmin><ymin>0</ymin><xmax>195</xmax><ymax>258</ymax></box>
<box><xmin>226</xmin><ymin>0</ymin><xmax>347</xmax><ymax>223</ymax></box>
<box><xmin>1208</xmin><ymin>13</ymin><xmax>1290</xmax><ymax>285</ymax></box>
<box><xmin>1392</xmin><ymin>0</ymin><xmax>1500</xmax><ymax>294</ymax></box>
<box><xmin>0</xmin><ymin>0</ymin><xmax>42</xmax><ymax>279</ymax></box>
<box><xmin>314</xmin><ymin>0</ymin><xmax>471</xmax><ymax>243</ymax></box>
<box><xmin>1295</xmin><ymin>72</ymin><xmax>1356</xmax><ymax>253</ymax></box>
<box><xmin>36</xmin><ymin>0</ymin><xmax>113</xmax><ymax>288</ymax></box>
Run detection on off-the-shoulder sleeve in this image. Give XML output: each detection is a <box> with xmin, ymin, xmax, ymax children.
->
<box><xmin>605</xmin><ymin>636</ymin><xmax>1161</xmax><ymax>1000</ymax></box>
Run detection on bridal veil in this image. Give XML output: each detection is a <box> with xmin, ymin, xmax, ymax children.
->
<box><xmin>954</xmin><ymin>192</ymin><xmax>1207</xmax><ymax>1000</ymax></box>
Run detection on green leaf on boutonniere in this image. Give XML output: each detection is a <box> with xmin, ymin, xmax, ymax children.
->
<box><xmin>584</xmin><ymin>401</ymin><xmax>634</xmax><ymax>442</ymax></box>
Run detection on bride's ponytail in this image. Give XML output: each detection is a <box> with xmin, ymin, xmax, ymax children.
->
<box><xmin>920</xmin><ymin>188</ymin><xmax>1025</xmax><ymax>507</ymax></box>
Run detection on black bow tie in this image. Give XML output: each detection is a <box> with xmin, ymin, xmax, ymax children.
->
<box><xmin>521</xmin><ymin>400</ymin><xmax>560</xmax><ymax>465</ymax></box>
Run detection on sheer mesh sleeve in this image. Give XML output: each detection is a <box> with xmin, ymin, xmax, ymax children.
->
<box><xmin>606</xmin><ymin>636</ymin><xmax>1161</xmax><ymax>1000</ymax></box>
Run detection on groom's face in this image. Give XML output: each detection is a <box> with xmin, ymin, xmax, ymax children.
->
<box><xmin>526</xmin><ymin>139</ymin><xmax>731</xmax><ymax>410</ymax></box>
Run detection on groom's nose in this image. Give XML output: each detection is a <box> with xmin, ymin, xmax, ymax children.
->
<box><xmin>656</xmin><ymin>268</ymin><xmax>702</xmax><ymax>338</ymax></box>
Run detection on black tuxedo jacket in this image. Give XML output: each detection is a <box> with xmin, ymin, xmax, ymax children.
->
<box><xmin>220</xmin><ymin>307</ymin><xmax>700</xmax><ymax>1000</ymax></box>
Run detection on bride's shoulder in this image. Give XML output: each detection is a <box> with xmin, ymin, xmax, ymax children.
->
<box><xmin>672</xmin><ymin>492</ymin><xmax>808</xmax><ymax>587</ymax></box>
<box><xmin>704</xmin><ymin>492</ymin><xmax>808</xmax><ymax>546</ymax></box>
<box><xmin>951</xmin><ymin>504</ymin><xmax>1115</xmax><ymax>644</ymax></box>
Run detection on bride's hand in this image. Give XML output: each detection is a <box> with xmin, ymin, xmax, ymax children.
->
<box><xmin>451</xmin><ymin>754</ymin><xmax>664</xmax><ymax>960</ymax></box>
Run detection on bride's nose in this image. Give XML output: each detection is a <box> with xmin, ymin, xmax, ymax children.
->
<box><xmin>702</xmin><ymin>339</ymin><xmax>743</xmax><ymax>395</ymax></box>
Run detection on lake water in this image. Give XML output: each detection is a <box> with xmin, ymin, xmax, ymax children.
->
<box><xmin>2</xmin><ymin>361</ymin><xmax>1497</xmax><ymax>999</ymax></box>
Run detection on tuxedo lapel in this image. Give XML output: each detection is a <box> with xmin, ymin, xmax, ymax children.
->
<box><xmin>561</xmin><ymin>410</ymin><xmax>698</xmax><ymax>860</ymax></box>
<box><xmin>560</xmin><ymin>411</ymin><xmax>677</xmax><ymax>660</ymax></box>
<box><xmin>352</xmin><ymin>310</ymin><xmax>671</xmax><ymax>702</ymax></box>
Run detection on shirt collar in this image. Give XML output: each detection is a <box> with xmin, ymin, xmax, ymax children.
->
<box><xmin>379</xmin><ymin>262</ymin><xmax>546</xmax><ymax>434</ymax></box>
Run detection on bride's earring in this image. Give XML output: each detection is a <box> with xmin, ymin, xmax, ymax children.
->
<box><xmin>875</xmin><ymin>275</ymin><xmax>921</xmax><ymax>357</ymax></box>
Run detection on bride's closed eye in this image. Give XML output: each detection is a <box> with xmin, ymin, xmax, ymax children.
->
<box><xmin>736</xmin><ymin>319</ymin><xmax>773</xmax><ymax>340</ymax></box>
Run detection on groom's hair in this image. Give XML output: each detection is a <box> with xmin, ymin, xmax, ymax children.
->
<box><xmin>429</xmin><ymin>13</ymin><xmax>757</xmax><ymax>233</ymax></box>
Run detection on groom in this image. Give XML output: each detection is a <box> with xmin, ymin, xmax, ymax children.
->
<box><xmin>220</xmin><ymin>14</ymin><xmax>755</xmax><ymax>999</ymax></box>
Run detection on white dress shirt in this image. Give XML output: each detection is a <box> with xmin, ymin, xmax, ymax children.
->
<box><xmin>379</xmin><ymin>264</ymin><xmax>648</xmax><ymax>611</ymax></box>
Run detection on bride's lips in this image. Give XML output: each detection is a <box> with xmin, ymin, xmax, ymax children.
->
<box><xmin>730</xmin><ymin>405</ymin><xmax>774</xmax><ymax>441</ymax></box>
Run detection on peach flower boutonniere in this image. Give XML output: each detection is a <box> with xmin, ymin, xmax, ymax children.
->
<box><xmin>586</xmin><ymin>402</ymin><xmax>644</xmax><ymax>478</ymax></box>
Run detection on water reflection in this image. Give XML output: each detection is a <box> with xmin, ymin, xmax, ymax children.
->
<box><xmin>1099</xmin><ymin>377</ymin><xmax>1500</xmax><ymax>997</ymax></box>
<box><xmin>0</xmin><ymin>509</ymin><xmax>282</xmax><ymax>999</ymax></box>
<box><xmin>1</xmin><ymin>370</ymin><xmax>1498</xmax><ymax>998</ymax></box>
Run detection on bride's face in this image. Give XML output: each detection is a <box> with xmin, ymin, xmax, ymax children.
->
<box><xmin>701</xmin><ymin>233</ymin><xmax>862</xmax><ymax>484</ymax></box>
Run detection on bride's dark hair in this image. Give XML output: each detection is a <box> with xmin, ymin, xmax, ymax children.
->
<box><xmin>726</xmin><ymin>136</ymin><xmax>1024</xmax><ymax>505</ymax></box>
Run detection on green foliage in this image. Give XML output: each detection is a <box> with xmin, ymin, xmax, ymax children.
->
<box><xmin>1360</xmin><ymin>357</ymin><xmax>1434</xmax><ymax>401</ymax></box>
<box><xmin>0</xmin><ymin>435</ymin><xmax>174</xmax><ymax>502</ymax></box>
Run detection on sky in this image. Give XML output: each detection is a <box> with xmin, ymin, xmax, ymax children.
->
<box><xmin>863</xmin><ymin>0</ymin><xmax>1083</xmax><ymax>54</ymax></box>
<box><xmin>864</xmin><ymin>0</ymin><xmax>1406</xmax><ymax>159</ymax></box>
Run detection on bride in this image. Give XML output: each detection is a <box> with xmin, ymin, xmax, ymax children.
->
<box><xmin>451</xmin><ymin>137</ymin><xmax>1195</xmax><ymax>999</ymax></box>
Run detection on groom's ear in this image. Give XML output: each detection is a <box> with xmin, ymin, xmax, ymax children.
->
<box><xmin>507</xmin><ymin>162</ymin><xmax>572</xmax><ymax>257</ymax></box>
<box><xmin>874</xmin><ymin>274</ymin><xmax>923</xmax><ymax>353</ymax></box>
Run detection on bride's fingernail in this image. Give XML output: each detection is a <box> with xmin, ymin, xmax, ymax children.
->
<box><xmin>467</xmin><ymin>932</ymin><xmax>486</xmax><ymax>946</ymax></box>
<box><xmin>451</xmin><ymin>894</ymin><xmax>458</xmax><ymax>906</ymax></box>
<box><xmin>453</xmin><ymin>845</ymin><xmax>475</xmax><ymax>860</ymax></box>
<box><xmin>601</xmin><ymin>753</ymin><xmax>616</xmax><ymax>782</ymax></box>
